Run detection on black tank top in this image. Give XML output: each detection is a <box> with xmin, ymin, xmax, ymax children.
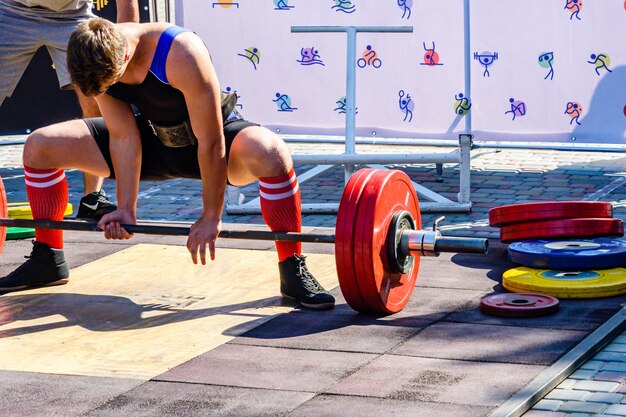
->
<box><xmin>106</xmin><ymin>26</ymin><xmax>190</xmax><ymax>126</ymax></box>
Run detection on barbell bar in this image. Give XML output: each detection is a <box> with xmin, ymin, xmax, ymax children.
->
<box><xmin>0</xmin><ymin>168</ymin><xmax>488</xmax><ymax>314</ymax></box>
<box><xmin>0</xmin><ymin>217</ymin><xmax>487</xmax><ymax>253</ymax></box>
<box><xmin>0</xmin><ymin>217</ymin><xmax>336</xmax><ymax>243</ymax></box>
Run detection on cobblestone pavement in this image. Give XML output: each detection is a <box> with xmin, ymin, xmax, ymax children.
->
<box><xmin>525</xmin><ymin>335</ymin><xmax>626</xmax><ymax>416</ymax></box>
<box><xmin>2</xmin><ymin>135</ymin><xmax>626</xmax><ymax>416</ymax></box>
<box><xmin>3</xmin><ymin>136</ymin><xmax>626</xmax><ymax>239</ymax></box>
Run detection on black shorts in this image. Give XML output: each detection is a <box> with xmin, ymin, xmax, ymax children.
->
<box><xmin>83</xmin><ymin>114</ymin><xmax>259</xmax><ymax>181</ymax></box>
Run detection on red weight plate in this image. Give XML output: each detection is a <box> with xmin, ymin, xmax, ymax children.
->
<box><xmin>489</xmin><ymin>201</ymin><xmax>613</xmax><ymax>227</ymax></box>
<box><xmin>336</xmin><ymin>168</ymin><xmax>378</xmax><ymax>312</ymax></box>
<box><xmin>363</xmin><ymin>170</ymin><xmax>422</xmax><ymax>313</ymax></box>
<box><xmin>500</xmin><ymin>218</ymin><xmax>623</xmax><ymax>243</ymax></box>
<box><xmin>354</xmin><ymin>170</ymin><xmax>422</xmax><ymax>314</ymax></box>
<box><xmin>0</xmin><ymin>176</ymin><xmax>7</xmax><ymax>256</ymax></box>
<box><xmin>480</xmin><ymin>293</ymin><xmax>560</xmax><ymax>318</ymax></box>
<box><xmin>353</xmin><ymin>170</ymin><xmax>390</xmax><ymax>312</ymax></box>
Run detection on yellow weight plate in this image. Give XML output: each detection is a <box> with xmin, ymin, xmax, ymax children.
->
<box><xmin>8</xmin><ymin>202</ymin><xmax>73</xmax><ymax>219</ymax></box>
<box><xmin>503</xmin><ymin>266</ymin><xmax>626</xmax><ymax>298</ymax></box>
<box><xmin>504</xmin><ymin>282</ymin><xmax>626</xmax><ymax>299</ymax></box>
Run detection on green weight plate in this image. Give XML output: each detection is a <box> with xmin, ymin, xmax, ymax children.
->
<box><xmin>7</xmin><ymin>227</ymin><xmax>36</xmax><ymax>240</ymax></box>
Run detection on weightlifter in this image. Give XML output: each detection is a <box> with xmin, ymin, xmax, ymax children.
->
<box><xmin>0</xmin><ymin>19</ymin><xmax>335</xmax><ymax>310</ymax></box>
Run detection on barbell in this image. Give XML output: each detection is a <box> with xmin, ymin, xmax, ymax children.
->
<box><xmin>0</xmin><ymin>168</ymin><xmax>488</xmax><ymax>314</ymax></box>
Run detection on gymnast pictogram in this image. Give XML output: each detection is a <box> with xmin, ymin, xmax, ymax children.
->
<box><xmin>420</xmin><ymin>41</ymin><xmax>443</xmax><ymax>66</ymax></box>
<box><xmin>505</xmin><ymin>98</ymin><xmax>526</xmax><ymax>121</ymax></box>
<box><xmin>455</xmin><ymin>93</ymin><xmax>471</xmax><ymax>115</ymax></box>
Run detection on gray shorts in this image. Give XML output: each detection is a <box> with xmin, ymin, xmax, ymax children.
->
<box><xmin>0</xmin><ymin>1</ymin><xmax>94</xmax><ymax>106</ymax></box>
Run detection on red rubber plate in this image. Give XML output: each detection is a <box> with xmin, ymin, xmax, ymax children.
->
<box><xmin>0</xmin><ymin>176</ymin><xmax>7</xmax><ymax>256</ymax></box>
<box><xmin>353</xmin><ymin>170</ymin><xmax>390</xmax><ymax>312</ymax></box>
<box><xmin>480</xmin><ymin>293</ymin><xmax>560</xmax><ymax>318</ymax></box>
<box><xmin>336</xmin><ymin>168</ymin><xmax>378</xmax><ymax>312</ymax></box>
<box><xmin>354</xmin><ymin>170</ymin><xmax>421</xmax><ymax>314</ymax></box>
<box><xmin>500</xmin><ymin>218</ymin><xmax>624</xmax><ymax>243</ymax></box>
<box><xmin>489</xmin><ymin>201</ymin><xmax>613</xmax><ymax>227</ymax></box>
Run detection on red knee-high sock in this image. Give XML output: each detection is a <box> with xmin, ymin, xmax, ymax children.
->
<box><xmin>24</xmin><ymin>166</ymin><xmax>68</xmax><ymax>249</ymax></box>
<box><xmin>259</xmin><ymin>168</ymin><xmax>302</xmax><ymax>262</ymax></box>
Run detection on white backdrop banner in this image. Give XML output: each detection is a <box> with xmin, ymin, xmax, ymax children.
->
<box><xmin>470</xmin><ymin>0</ymin><xmax>626</xmax><ymax>143</ymax></box>
<box><xmin>176</xmin><ymin>0</ymin><xmax>626</xmax><ymax>144</ymax></box>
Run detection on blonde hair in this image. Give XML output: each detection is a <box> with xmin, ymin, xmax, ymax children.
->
<box><xmin>67</xmin><ymin>18</ymin><xmax>127</xmax><ymax>96</ymax></box>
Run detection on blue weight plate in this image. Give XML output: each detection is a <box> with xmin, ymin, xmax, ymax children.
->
<box><xmin>509</xmin><ymin>238</ymin><xmax>626</xmax><ymax>270</ymax></box>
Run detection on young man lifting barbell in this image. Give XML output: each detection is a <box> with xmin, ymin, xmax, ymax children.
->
<box><xmin>0</xmin><ymin>19</ymin><xmax>335</xmax><ymax>310</ymax></box>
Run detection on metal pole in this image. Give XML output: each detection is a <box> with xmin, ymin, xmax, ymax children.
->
<box><xmin>164</xmin><ymin>0</ymin><xmax>171</xmax><ymax>22</ymax></box>
<box><xmin>292</xmin><ymin>152</ymin><xmax>461</xmax><ymax>165</ymax></box>
<box><xmin>291</xmin><ymin>26</ymin><xmax>413</xmax><ymax>33</ymax></box>
<box><xmin>0</xmin><ymin>139</ymin><xmax>26</xmax><ymax>146</ymax></box>
<box><xmin>282</xmin><ymin>136</ymin><xmax>626</xmax><ymax>153</ymax></box>
<box><xmin>458</xmin><ymin>134</ymin><xmax>472</xmax><ymax>204</ymax></box>
<box><xmin>151</xmin><ymin>0</ymin><xmax>158</xmax><ymax>21</ymax></box>
<box><xmin>0</xmin><ymin>218</ymin><xmax>335</xmax><ymax>243</ymax></box>
<box><xmin>345</xmin><ymin>26</ymin><xmax>357</xmax><ymax>183</ymax></box>
<box><xmin>463</xmin><ymin>0</ymin><xmax>472</xmax><ymax>133</ymax></box>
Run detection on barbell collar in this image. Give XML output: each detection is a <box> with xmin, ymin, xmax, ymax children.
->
<box><xmin>401</xmin><ymin>229</ymin><xmax>488</xmax><ymax>257</ymax></box>
<box><xmin>401</xmin><ymin>230</ymin><xmax>438</xmax><ymax>257</ymax></box>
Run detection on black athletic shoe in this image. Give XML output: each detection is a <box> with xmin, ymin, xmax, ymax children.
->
<box><xmin>279</xmin><ymin>254</ymin><xmax>335</xmax><ymax>310</ymax></box>
<box><xmin>76</xmin><ymin>190</ymin><xmax>117</xmax><ymax>220</ymax></box>
<box><xmin>0</xmin><ymin>241</ymin><xmax>69</xmax><ymax>292</ymax></box>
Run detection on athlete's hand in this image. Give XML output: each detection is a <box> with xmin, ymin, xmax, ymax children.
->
<box><xmin>187</xmin><ymin>214</ymin><xmax>221</xmax><ymax>264</ymax></box>
<box><xmin>98</xmin><ymin>208</ymin><xmax>136</xmax><ymax>240</ymax></box>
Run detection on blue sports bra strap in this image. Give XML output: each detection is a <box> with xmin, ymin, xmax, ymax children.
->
<box><xmin>149</xmin><ymin>25</ymin><xmax>189</xmax><ymax>84</ymax></box>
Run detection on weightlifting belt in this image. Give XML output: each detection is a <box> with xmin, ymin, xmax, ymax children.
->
<box><xmin>149</xmin><ymin>92</ymin><xmax>238</xmax><ymax>148</ymax></box>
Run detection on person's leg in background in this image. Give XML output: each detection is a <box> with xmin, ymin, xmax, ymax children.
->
<box><xmin>73</xmin><ymin>88</ymin><xmax>117</xmax><ymax>218</ymax></box>
<box><xmin>0</xmin><ymin>5</ymin><xmax>40</xmax><ymax>111</ymax></box>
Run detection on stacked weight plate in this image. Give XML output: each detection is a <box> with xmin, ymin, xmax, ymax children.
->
<box><xmin>7</xmin><ymin>202</ymin><xmax>73</xmax><ymax>240</ymax></box>
<box><xmin>488</xmin><ymin>201</ymin><xmax>626</xmax><ymax>299</ymax></box>
<box><xmin>489</xmin><ymin>201</ymin><xmax>620</xmax><ymax>243</ymax></box>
